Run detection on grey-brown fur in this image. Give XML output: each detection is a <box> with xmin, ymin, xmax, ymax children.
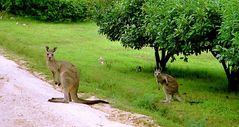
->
<box><xmin>45</xmin><ymin>46</ymin><xmax>108</xmax><ymax>105</ymax></box>
<box><xmin>154</xmin><ymin>69</ymin><xmax>182</xmax><ymax>103</ymax></box>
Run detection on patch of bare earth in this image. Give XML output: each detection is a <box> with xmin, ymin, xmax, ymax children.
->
<box><xmin>92</xmin><ymin>104</ymin><xmax>160</xmax><ymax>127</ymax></box>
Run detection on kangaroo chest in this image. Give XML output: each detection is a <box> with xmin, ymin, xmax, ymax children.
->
<box><xmin>156</xmin><ymin>75</ymin><xmax>167</xmax><ymax>84</ymax></box>
<box><xmin>47</xmin><ymin>61</ymin><xmax>60</xmax><ymax>72</ymax></box>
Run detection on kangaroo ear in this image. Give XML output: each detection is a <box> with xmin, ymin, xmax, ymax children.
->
<box><xmin>45</xmin><ymin>46</ymin><xmax>49</xmax><ymax>51</ymax></box>
<box><xmin>53</xmin><ymin>47</ymin><xmax>57</xmax><ymax>52</ymax></box>
<box><xmin>159</xmin><ymin>66</ymin><xmax>162</xmax><ymax>72</ymax></box>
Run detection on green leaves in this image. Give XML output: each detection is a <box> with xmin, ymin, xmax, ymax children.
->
<box><xmin>0</xmin><ymin>0</ymin><xmax>88</xmax><ymax>22</ymax></box>
<box><xmin>215</xmin><ymin>0</ymin><xmax>239</xmax><ymax>69</ymax></box>
<box><xmin>96</xmin><ymin>0</ymin><xmax>148</xmax><ymax>49</ymax></box>
<box><xmin>144</xmin><ymin>0</ymin><xmax>221</xmax><ymax>57</ymax></box>
<box><xmin>96</xmin><ymin>0</ymin><xmax>222</xmax><ymax>65</ymax></box>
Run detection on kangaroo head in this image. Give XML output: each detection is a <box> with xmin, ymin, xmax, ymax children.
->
<box><xmin>154</xmin><ymin>68</ymin><xmax>162</xmax><ymax>77</ymax></box>
<box><xmin>45</xmin><ymin>46</ymin><xmax>57</xmax><ymax>61</ymax></box>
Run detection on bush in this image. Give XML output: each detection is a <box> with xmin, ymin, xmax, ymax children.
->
<box><xmin>0</xmin><ymin>0</ymin><xmax>88</xmax><ymax>22</ymax></box>
<box><xmin>87</xmin><ymin>0</ymin><xmax>119</xmax><ymax>20</ymax></box>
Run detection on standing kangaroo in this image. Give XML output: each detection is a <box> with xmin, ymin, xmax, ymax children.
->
<box><xmin>45</xmin><ymin>46</ymin><xmax>108</xmax><ymax>105</ymax></box>
<box><xmin>154</xmin><ymin>69</ymin><xmax>182</xmax><ymax>103</ymax></box>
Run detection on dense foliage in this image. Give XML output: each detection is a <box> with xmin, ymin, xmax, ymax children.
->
<box><xmin>214</xmin><ymin>0</ymin><xmax>239</xmax><ymax>90</ymax></box>
<box><xmin>95</xmin><ymin>0</ymin><xmax>169</xmax><ymax>69</ymax></box>
<box><xmin>96</xmin><ymin>0</ymin><xmax>148</xmax><ymax>49</ymax></box>
<box><xmin>144</xmin><ymin>0</ymin><xmax>221</xmax><ymax>59</ymax></box>
<box><xmin>0</xmin><ymin>0</ymin><xmax>88</xmax><ymax>22</ymax></box>
<box><xmin>95</xmin><ymin>0</ymin><xmax>221</xmax><ymax>69</ymax></box>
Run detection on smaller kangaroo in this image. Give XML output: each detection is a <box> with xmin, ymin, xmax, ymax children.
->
<box><xmin>154</xmin><ymin>69</ymin><xmax>182</xmax><ymax>103</ymax></box>
<box><xmin>45</xmin><ymin>46</ymin><xmax>108</xmax><ymax>105</ymax></box>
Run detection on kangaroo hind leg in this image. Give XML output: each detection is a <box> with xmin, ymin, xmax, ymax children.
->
<box><xmin>48</xmin><ymin>81</ymin><xmax>71</xmax><ymax>103</ymax></box>
<box><xmin>175</xmin><ymin>93</ymin><xmax>183</xmax><ymax>102</ymax></box>
<box><xmin>48</xmin><ymin>90</ymin><xmax>70</xmax><ymax>103</ymax></box>
<box><xmin>161</xmin><ymin>86</ymin><xmax>172</xmax><ymax>103</ymax></box>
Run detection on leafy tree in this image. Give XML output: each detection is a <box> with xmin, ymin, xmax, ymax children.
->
<box><xmin>96</xmin><ymin>0</ymin><xmax>239</xmax><ymax>91</ymax></box>
<box><xmin>145</xmin><ymin>0</ymin><xmax>239</xmax><ymax>91</ymax></box>
<box><xmin>96</xmin><ymin>0</ymin><xmax>221</xmax><ymax>70</ymax></box>
<box><xmin>95</xmin><ymin>0</ymin><xmax>165</xmax><ymax>69</ymax></box>
<box><xmin>214</xmin><ymin>0</ymin><xmax>239</xmax><ymax>91</ymax></box>
<box><xmin>143</xmin><ymin>0</ymin><xmax>221</xmax><ymax>69</ymax></box>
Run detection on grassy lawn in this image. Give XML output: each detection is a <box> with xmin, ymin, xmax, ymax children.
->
<box><xmin>0</xmin><ymin>13</ymin><xmax>239</xmax><ymax>127</ymax></box>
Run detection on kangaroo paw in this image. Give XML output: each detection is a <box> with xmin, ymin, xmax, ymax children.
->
<box><xmin>48</xmin><ymin>98</ymin><xmax>69</xmax><ymax>103</ymax></box>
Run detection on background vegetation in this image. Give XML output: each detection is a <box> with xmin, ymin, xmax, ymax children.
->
<box><xmin>0</xmin><ymin>0</ymin><xmax>90</xmax><ymax>22</ymax></box>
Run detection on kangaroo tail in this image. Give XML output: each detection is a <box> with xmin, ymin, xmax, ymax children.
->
<box><xmin>75</xmin><ymin>98</ymin><xmax>109</xmax><ymax>105</ymax></box>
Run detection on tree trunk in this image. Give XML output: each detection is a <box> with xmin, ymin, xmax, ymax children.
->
<box><xmin>228</xmin><ymin>69</ymin><xmax>239</xmax><ymax>92</ymax></box>
<box><xmin>221</xmin><ymin>61</ymin><xmax>239</xmax><ymax>92</ymax></box>
<box><xmin>211</xmin><ymin>52</ymin><xmax>239</xmax><ymax>92</ymax></box>
<box><xmin>153</xmin><ymin>46</ymin><xmax>171</xmax><ymax>71</ymax></box>
<box><xmin>154</xmin><ymin>46</ymin><xmax>160</xmax><ymax>69</ymax></box>
<box><xmin>159</xmin><ymin>49</ymin><xmax>171</xmax><ymax>71</ymax></box>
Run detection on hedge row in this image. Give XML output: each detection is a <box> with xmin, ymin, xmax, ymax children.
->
<box><xmin>0</xmin><ymin>0</ymin><xmax>89</xmax><ymax>22</ymax></box>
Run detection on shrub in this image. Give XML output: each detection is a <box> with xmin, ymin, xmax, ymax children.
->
<box><xmin>0</xmin><ymin>0</ymin><xmax>88</xmax><ymax>22</ymax></box>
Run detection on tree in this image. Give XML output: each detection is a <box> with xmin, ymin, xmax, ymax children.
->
<box><xmin>143</xmin><ymin>0</ymin><xmax>221</xmax><ymax>65</ymax></box>
<box><xmin>213</xmin><ymin>0</ymin><xmax>239</xmax><ymax>91</ymax></box>
<box><xmin>96</xmin><ymin>0</ymin><xmax>221</xmax><ymax>70</ymax></box>
<box><xmin>145</xmin><ymin>0</ymin><xmax>239</xmax><ymax>91</ymax></box>
<box><xmin>96</xmin><ymin>0</ymin><xmax>239</xmax><ymax>91</ymax></box>
<box><xmin>95</xmin><ymin>0</ymin><xmax>170</xmax><ymax>70</ymax></box>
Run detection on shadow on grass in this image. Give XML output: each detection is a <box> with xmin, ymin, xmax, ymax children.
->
<box><xmin>140</xmin><ymin>65</ymin><xmax>229</xmax><ymax>93</ymax></box>
<box><xmin>165</xmin><ymin>67</ymin><xmax>225</xmax><ymax>80</ymax></box>
<box><xmin>138</xmin><ymin>65</ymin><xmax>226</xmax><ymax>81</ymax></box>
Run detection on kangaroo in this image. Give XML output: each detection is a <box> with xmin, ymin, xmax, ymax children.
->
<box><xmin>46</xmin><ymin>47</ymin><xmax>61</xmax><ymax>86</ymax></box>
<box><xmin>45</xmin><ymin>46</ymin><xmax>108</xmax><ymax>105</ymax></box>
<box><xmin>154</xmin><ymin>69</ymin><xmax>182</xmax><ymax>103</ymax></box>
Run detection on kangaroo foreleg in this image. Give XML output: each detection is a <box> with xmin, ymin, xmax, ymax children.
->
<box><xmin>51</xmin><ymin>71</ymin><xmax>61</xmax><ymax>86</ymax></box>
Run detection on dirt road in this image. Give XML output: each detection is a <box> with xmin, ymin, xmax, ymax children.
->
<box><xmin>0</xmin><ymin>55</ymin><xmax>136</xmax><ymax>127</ymax></box>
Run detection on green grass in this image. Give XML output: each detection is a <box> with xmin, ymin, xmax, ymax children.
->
<box><xmin>0</xmin><ymin>13</ymin><xmax>239</xmax><ymax>127</ymax></box>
